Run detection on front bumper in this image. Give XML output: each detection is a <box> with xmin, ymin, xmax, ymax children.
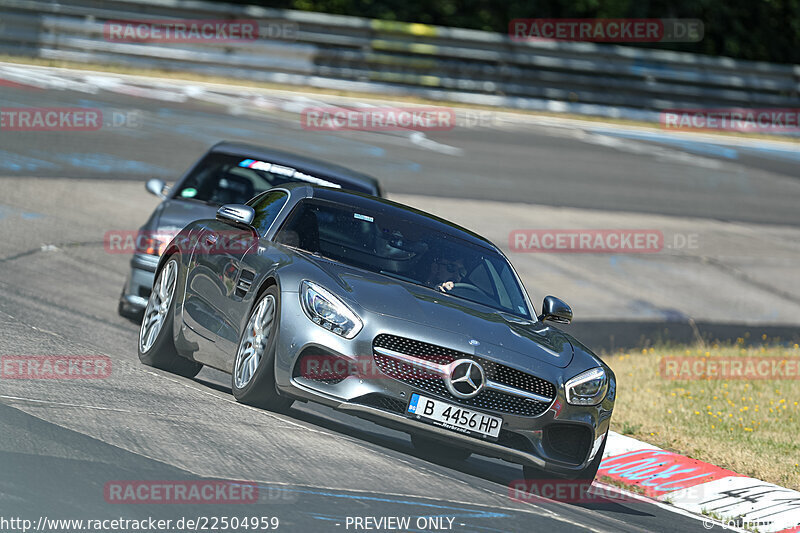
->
<box><xmin>119</xmin><ymin>254</ymin><xmax>160</xmax><ymax>314</ymax></box>
<box><xmin>273</xmin><ymin>291</ymin><xmax>614</xmax><ymax>477</ymax></box>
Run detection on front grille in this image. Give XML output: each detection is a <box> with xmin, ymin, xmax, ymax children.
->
<box><xmin>373</xmin><ymin>334</ymin><xmax>555</xmax><ymax>417</ymax></box>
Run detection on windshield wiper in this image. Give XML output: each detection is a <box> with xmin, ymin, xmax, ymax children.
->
<box><xmin>282</xmin><ymin>245</ymin><xmax>337</xmax><ymax>263</ymax></box>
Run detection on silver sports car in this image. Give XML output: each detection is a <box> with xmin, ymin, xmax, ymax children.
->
<box><xmin>119</xmin><ymin>141</ymin><xmax>382</xmax><ymax>318</ymax></box>
<box><xmin>138</xmin><ymin>183</ymin><xmax>615</xmax><ymax>481</ymax></box>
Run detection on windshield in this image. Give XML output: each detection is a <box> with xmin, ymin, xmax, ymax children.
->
<box><xmin>174</xmin><ymin>153</ymin><xmax>347</xmax><ymax>205</ymax></box>
<box><xmin>275</xmin><ymin>199</ymin><xmax>532</xmax><ymax>318</ymax></box>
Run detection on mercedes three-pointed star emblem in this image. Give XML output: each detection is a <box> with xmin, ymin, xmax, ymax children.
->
<box><xmin>445</xmin><ymin>359</ymin><xmax>486</xmax><ymax>399</ymax></box>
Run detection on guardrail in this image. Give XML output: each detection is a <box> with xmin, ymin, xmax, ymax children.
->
<box><xmin>1</xmin><ymin>0</ymin><xmax>798</xmax><ymax>122</ymax></box>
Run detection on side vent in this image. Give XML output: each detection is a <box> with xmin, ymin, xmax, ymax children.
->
<box><xmin>235</xmin><ymin>270</ymin><xmax>256</xmax><ymax>298</ymax></box>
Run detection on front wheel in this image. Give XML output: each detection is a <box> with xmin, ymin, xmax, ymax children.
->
<box><xmin>231</xmin><ymin>287</ymin><xmax>293</xmax><ymax>412</ymax></box>
<box><xmin>138</xmin><ymin>258</ymin><xmax>203</xmax><ymax>378</ymax></box>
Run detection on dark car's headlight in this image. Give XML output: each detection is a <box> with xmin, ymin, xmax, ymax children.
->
<box><xmin>565</xmin><ymin>367</ymin><xmax>608</xmax><ymax>405</ymax></box>
<box><xmin>300</xmin><ymin>281</ymin><xmax>363</xmax><ymax>339</ymax></box>
<box><xmin>135</xmin><ymin>234</ymin><xmax>164</xmax><ymax>256</ymax></box>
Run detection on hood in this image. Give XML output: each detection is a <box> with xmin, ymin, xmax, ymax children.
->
<box><xmin>306</xmin><ymin>256</ymin><xmax>574</xmax><ymax>368</ymax></box>
<box><xmin>148</xmin><ymin>199</ymin><xmax>219</xmax><ymax>232</ymax></box>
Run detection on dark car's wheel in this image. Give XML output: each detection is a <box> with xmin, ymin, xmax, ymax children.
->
<box><xmin>138</xmin><ymin>258</ymin><xmax>203</xmax><ymax>378</ymax></box>
<box><xmin>231</xmin><ymin>287</ymin><xmax>293</xmax><ymax>412</ymax></box>
<box><xmin>523</xmin><ymin>429</ymin><xmax>608</xmax><ymax>483</ymax></box>
<box><xmin>411</xmin><ymin>434</ymin><xmax>472</xmax><ymax>461</ymax></box>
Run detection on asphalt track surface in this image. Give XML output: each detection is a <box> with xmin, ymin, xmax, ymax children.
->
<box><xmin>1</xmin><ymin>66</ymin><xmax>798</xmax><ymax>532</ymax></box>
<box><xmin>0</xmin><ymin>67</ymin><xmax>798</xmax><ymax>226</ymax></box>
<box><xmin>0</xmin><ymin>240</ymin><xmax>710</xmax><ymax>533</ymax></box>
<box><xmin>2</xmin><ymin>67</ymin><xmax>799</xmax><ymax>336</ymax></box>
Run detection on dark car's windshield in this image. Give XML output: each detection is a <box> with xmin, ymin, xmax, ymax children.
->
<box><xmin>275</xmin><ymin>199</ymin><xmax>532</xmax><ymax>318</ymax></box>
<box><xmin>174</xmin><ymin>153</ymin><xmax>354</xmax><ymax>205</ymax></box>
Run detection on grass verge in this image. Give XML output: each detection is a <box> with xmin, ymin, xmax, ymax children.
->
<box><xmin>606</xmin><ymin>340</ymin><xmax>800</xmax><ymax>490</ymax></box>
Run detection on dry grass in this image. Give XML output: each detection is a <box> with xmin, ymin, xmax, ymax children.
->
<box><xmin>1</xmin><ymin>54</ymin><xmax>797</xmax><ymax>144</ymax></box>
<box><xmin>606</xmin><ymin>340</ymin><xmax>800</xmax><ymax>490</ymax></box>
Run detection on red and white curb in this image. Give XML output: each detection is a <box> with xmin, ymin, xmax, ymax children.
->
<box><xmin>600</xmin><ymin>431</ymin><xmax>800</xmax><ymax>532</ymax></box>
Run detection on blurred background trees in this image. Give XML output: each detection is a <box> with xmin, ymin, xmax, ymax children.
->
<box><xmin>231</xmin><ymin>0</ymin><xmax>800</xmax><ymax>63</ymax></box>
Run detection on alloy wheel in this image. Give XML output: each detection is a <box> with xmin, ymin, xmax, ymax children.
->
<box><xmin>139</xmin><ymin>259</ymin><xmax>177</xmax><ymax>353</ymax></box>
<box><xmin>234</xmin><ymin>295</ymin><xmax>276</xmax><ymax>389</ymax></box>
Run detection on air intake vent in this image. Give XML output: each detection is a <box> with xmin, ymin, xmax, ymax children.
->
<box><xmin>235</xmin><ymin>270</ymin><xmax>255</xmax><ymax>298</ymax></box>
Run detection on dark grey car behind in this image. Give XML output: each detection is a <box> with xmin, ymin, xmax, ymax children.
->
<box><xmin>119</xmin><ymin>141</ymin><xmax>382</xmax><ymax>318</ymax></box>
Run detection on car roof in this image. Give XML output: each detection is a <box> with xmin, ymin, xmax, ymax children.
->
<box><xmin>211</xmin><ymin>141</ymin><xmax>381</xmax><ymax>195</ymax></box>
<box><xmin>282</xmin><ymin>183</ymin><xmax>499</xmax><ymax>252</ymax></box>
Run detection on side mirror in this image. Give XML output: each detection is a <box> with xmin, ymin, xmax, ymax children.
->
<box><xmin>216</xmin><ymin>204</ymin><xmax>255</xmax><ymax>226</ymax></box>
<box><xmin>145</xmin><ymin>178</ymin><xmax>169</xmax><ymax>199</ymax></box>
<box><xmin>538</xmin><ymin>296</ymin><xmax>572</xmax><ymax>324</ymax></box>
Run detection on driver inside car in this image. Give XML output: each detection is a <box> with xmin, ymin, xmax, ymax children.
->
<box><xmin>426</xmin><ymin>255</ymin><xmax>468</xmax><ymax>293</ymax></box>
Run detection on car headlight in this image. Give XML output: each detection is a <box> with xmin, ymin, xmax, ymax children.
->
<box><xmin>565</xmin><ymin>367</ymin><xmax>608</xmax><ymax>405</ymax></box>
<box><xmin>300</xmin><ymin>281</ymin><xmax>363</xmax><ymax>339</ymax></box>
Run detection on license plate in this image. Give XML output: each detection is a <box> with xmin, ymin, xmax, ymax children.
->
<box><xmin>406</xmin><ymin>393</ymin><xmax>502</xmax><ymax>438</ymax></box>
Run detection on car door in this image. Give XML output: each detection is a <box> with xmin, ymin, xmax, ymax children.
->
<box><xmin>188</xmin><ymin>190</ymin><xmax>290</xmax><ymax>370</ymax></box>
<box><xmin>181</xmin><ymin>218</ymin><xmax>248</xmax><ymax>368</ymax></box>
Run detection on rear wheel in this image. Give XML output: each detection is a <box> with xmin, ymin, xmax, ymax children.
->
<box><xmin>138</xmin><ymin>258</ymin><xmax>203</xmax><ymax>378</ymax></box>
<box><xmin>411</xmin><ymin>434</ymin><xmax>472</xmax><ymax>461</ymax></box>
<box><xmin>231</xmin><ymin>287</ymin><xmax>293</xmax><ymax>412</ymax></box>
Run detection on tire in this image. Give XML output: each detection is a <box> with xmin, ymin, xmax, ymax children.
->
<box><xmin>411</xmin><ymin>434</ymin><xmax>472</xmax><ymax>461</ymax></box>
<box><xmin>523</xmin><ymin>429</ymin><xmax>607</xmax><ymax>483</ymax></box>
<box><xmin>231</xmin><ymin>286</ymin><xmax>293</xmax><ymax>412</ymax></box>
<box><xmin>138</xmin><ymin>258</ymin><xmax>203</xmax><ymax>378</ymax></box>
